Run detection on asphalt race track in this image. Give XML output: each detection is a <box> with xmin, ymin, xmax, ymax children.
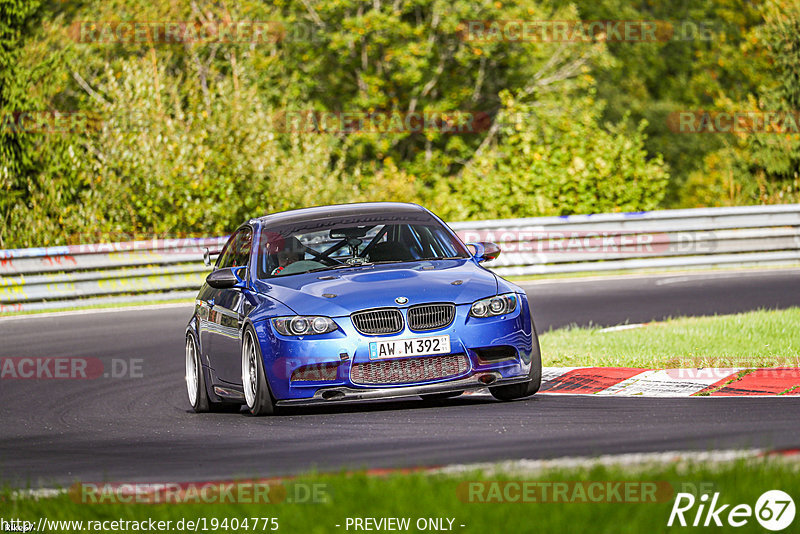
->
<box><xmin>523</xmin><ymin>268</ymin><xmax>800</xmax><ymax>330</ymax></box>
<box><xmin>1</xmin><ymin>269</ymin><xmax>799</xmax><ymax>487</ymax></box>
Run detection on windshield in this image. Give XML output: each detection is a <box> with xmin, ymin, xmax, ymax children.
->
<box><xmin>256</xmin><ymin>213</ymin><xmax>470</xmax><ymax>279</ymax></box>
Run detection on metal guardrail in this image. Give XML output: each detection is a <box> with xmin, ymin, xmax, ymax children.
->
<box><xmin>0</xmin><ymin>237</ymin><xmax>228</xmax><ymax>313</ymax></box>
<box><xmin>449</xmin><ymin>204</ymin><xmax>800</xmax><ymax>276</ymax></box>
<box><xmin>1</xmin><ymin>204</ymin><xmax>799</xmax><ymax>313</ymax></box>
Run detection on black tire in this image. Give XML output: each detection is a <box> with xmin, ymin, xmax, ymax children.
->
<box><xmin>185</xmin><ymin>332</ymin><xmax>223</xmax><ymax>413</ymax></box>
<box><xmin>241</xmin><ymin>326</ymin><xmax>275</xmax><ymax>416</ymax></box>
<box><xmin>420</xmin><ymin>391</ymin><xmax>464</xmax><ymax>401</ymax></box>
<box><xmin>489</xmin><ymin>324</ymin><xmax>542</xmax><ymax>401</ymax></box>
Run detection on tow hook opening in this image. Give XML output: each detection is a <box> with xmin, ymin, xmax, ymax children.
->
<box><xmin>321</xmin><ymin>390</ymin><xmax>345</xmax><ymax>401</ymax></box>
<box><xmin>478</xmin><ymin>374</ymin><xmax>497</xmax><ymax>385</ymax></box>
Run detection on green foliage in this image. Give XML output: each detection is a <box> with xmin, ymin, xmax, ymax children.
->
<box><xmin>434</xmin><ymin>86</ymin><xmax>668</xmax><ymax>220</ymax></box>
<box><xmin>73</xmin><ymin>52</ymin><xmax>425</xmax><ymax>236</ymax></box>
<box><xmin>0</xmin><ymin>0</ymin><xmax>91</xmax><ymax>247</ymax></box>
<box><xmin>680</xmin><ymin>0</ymin><xmax>800</xmax><ymax>207</ymax></box>
<box><xmin>0</xmin><ymin>0</ymin><xmax>716</xmax><ymax>248</ymax></box>
<box><xmin>0</xmin><ymin>0</ymin><xmax>41</xmax><ymax>176</ymax></box>
<box><xmin>274</xmin><ymin>0</ymin><xmax>612</xmax><ymax>182</ymax></box>
<box><xmin>745</xmin><ymin>0</ymin><xmax>800</xmax><ymax>193</ymax></box>
<box><xmin>552</xmin><ymin>0</ymin><xmax>769</xmax><ymax>206</ymax></box>
<box><xmin>79</xmin><ymin>55</ymin><xmax>334</xmax><ymax>235</ymax></box>
<box><xmin>1</xmin><ymin>0</ymin><xmax>42</xmax><ymax>246</ymax></box>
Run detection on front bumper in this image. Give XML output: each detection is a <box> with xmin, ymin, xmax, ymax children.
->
<box><xmin>276</xmin><ymin>372</ymin><xmax>530</xmax><ymax>406</ymax></box>
<box><xmin>253</xmin><ymin>297</ymin><xmax>534</xmax><ymax>401</ymax></box>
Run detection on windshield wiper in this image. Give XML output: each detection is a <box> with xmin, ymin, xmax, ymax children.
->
<box><xmin>305</xmin><ymin>256</ymin><xmax>465</xmax><ymax>274</ymax></box>
<box><xmin>372</xmin><ymin>256</ymin><xmax>465</xmax><ymax>263</ymax></box>
<box><xmin>306</xmin><ymin>263</ymin><xmax>372</xmax><ymax>273</ymax></box>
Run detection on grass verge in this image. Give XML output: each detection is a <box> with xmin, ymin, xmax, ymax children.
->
<box><xmin>539</xmin><ymin>308</ymin><xmax>800</xmax><ymax>368</ymax></box>
<box><xmin>4</xmin><ymin>458</ymin><xmax>799</xmax><ymax>533</ymax></box>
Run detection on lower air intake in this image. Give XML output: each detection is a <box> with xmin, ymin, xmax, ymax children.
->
<box><xmin>351</xmin><ymin>354</ymin><xmax>469</xmax><ymax>385</ymax></box>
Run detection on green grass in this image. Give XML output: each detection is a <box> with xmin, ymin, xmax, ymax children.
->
<box><xmin>539</xmin><ymin>308</ymin><xmax>800</xmax><ymax>368</ymax></box>
<box><xmin>5</xmin><ymin>459</ymin><xmax>799</xmax><ymax>533</ymax></box>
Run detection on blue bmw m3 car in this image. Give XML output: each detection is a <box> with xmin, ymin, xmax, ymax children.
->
<box><xmin>185</xmin><ymin>202</ymin><xmax>541</xmax><ymax>415</ymax></box>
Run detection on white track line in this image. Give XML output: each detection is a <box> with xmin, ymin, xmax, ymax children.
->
<box><xmin>597</xmin><ymin>323</ymin><xmax>648</xmax><ymax>333</ymax></box>
<box><xmin>11</xmin><ymin>488</ymin><xmax>66</xmax><ymax>500</ymax></box>
<box><xmin>436</xmin><ymin>449</ymin><xmax>772</xmax><ymax>476</ymax></box>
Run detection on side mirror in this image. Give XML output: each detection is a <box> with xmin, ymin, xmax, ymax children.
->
<box><xmin>467</xmin><ymin>242</ymin><xmax>501</xmax><ymax>263</ymax></box>
<box><xmin>206</xmin><ymin>267</ymin><xmax>246</xmax><ymax>289</ymax></box>
<box><xmin>203</xmin><ymin>248</ymin><xmax>221</xmax><ymax>268</ymax></box>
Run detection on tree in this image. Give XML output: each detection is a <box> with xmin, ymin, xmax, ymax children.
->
<box><xmin>680</xmin><ymin>0</ymin><xmax>800</xmax><ymax>206</ymax></box>
<box><xmin>0</xmin><ymin>0</ymin><xmax>41</xmax><ymax>247</ymax></box>
<box><xmin>552</xmin><ymin>0</ymin><xmax>766</xmax><ymax>206</ymax></box>
<box><xmin>433</xmin><ymin>81</ymin><xmax>668</xmax><ymax>220</ymax></box>
<box><xmin>2</xmin><ymin>0</ymin><xmax>673</xmax><ymax>247</ymax></box>
<box><xmin>745</xmin><ymin>0</ymin><xmax>800</xmax><ymax>199</ymax></box>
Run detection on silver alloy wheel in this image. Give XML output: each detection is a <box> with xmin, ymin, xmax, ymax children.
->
<box><xmin>242</xmin><ymin>331</ymin><xmax>258</xmax><ymax>408</ymax></box>
<box><xmin>185</xmin><ymin>336</ymin><xmax>198</xmax><ymax>406</ymax></box>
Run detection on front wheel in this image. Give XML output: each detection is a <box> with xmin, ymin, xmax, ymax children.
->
<box><xmin>489</xmin><ymin>325</ymin><xmax>542</xmax><ymax>401</ymax></box>
<box><xmin>241</xmin><ymin>327</ymin><xmax>275</xmax><ymax>416</ymax></box>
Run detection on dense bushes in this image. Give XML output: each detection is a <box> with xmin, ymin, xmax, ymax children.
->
<box><xmin>1</xmin><ymin>0</ymin><xmax>796</xmax><ymax>248</ymax></box>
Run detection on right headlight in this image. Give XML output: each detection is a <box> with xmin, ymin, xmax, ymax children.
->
<box><xmin>470</xmin><ymin>293</ymin><xmax>517</xmax><ymax>318</ymax></box>
<box><xmin>272</xmin><ymin>316</ymin><xmax>337</xmax><ymax>336</ymax></box>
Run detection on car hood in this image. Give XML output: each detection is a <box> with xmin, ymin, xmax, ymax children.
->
<box><xmin>253</xmin><ymin>259</ymin><xmax>498</xmax><ymax>317</ymax></box>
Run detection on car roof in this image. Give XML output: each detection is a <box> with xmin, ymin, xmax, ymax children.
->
<box><xmin>250</xmin><ymin>202</ymin><xmax>429</xmax><ymax>227</ymax></box>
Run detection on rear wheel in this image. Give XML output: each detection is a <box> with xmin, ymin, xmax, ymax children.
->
<box><xmin>185</xmin><ymin>333</ymin><xmax>221</xmax><ymax>412</ymax></box>
<box><xmin>489</xmin><ymin>326</ymin><xmax>542</xmax><ymax>401</ymax></box>
<box><xmin>242</xmin><ymin>327</ymin><xmax>275</xmax><ymax>416</ymax></box>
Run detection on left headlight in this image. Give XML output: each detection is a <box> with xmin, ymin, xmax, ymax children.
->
<box><xmin>272</xmin><ymin>316</ymin><xmax>338</xmax><ymax>336</ymax></box>
<box><xmin>470</xmin><ymin>293</ymin><xmax>517</xmax><ymax>318</ymax></box>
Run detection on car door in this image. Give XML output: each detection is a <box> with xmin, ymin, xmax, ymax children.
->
<box><xmin>196</xmin><ymin>232</ymin><xmax>241</xmax><ymax>370</ymax></box>
<box><xmin>204</xmin><ymin>226</ymin><xmax>253</xmax><ymax>385</ymax></box>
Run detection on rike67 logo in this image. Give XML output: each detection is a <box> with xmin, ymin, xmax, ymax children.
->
<box><xmin>668</xmin><ymin>490</ymin><xmax>796</xmax><ymax>531</ymax></box>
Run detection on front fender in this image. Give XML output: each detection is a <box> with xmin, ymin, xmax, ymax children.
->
<box><xmin>246</xmin><ymin>294</ymin><xmax>297</xmax><ymax>325</ymax></box>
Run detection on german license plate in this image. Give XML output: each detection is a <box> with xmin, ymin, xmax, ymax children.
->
<box><xmin>369</xmin><ymin>335</ymin><xmax>450</xmax><ymax>359</ymax></box>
